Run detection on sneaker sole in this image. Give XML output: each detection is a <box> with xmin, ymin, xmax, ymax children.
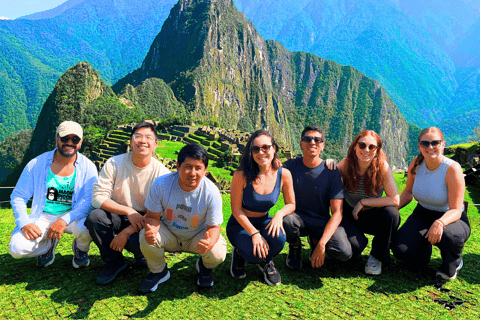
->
<box><xmin>257</xmin><ymin>264</ymin><xmax>281</xmax><ymax>286</ymax></box>
<box><xmin>37</xmin><ymin>240</ymin><xmax>58</xmax><ymax>267</ymax></box>
<box><xmin>96</xmin><ymin>263</ymin><xmax>129</xmax><ymax>285</ymax></box>
<box><xmin>230</xmin><ymin>248</ymin><xmax>246</xmax><ymax>279</ymax></box>
<box><xmin>140</xmin><ymin>270</ymin><xmax>171</xmax><ymax>294</ymax></box>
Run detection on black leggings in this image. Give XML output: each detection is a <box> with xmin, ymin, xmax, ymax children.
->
<box><xmin>392</xmin><ymin>204</ymin><xmax>470</xmax><ymax>277</ymax></box>
<box><xmin>342</xmin><ymin>201</ymin><xmax>400</xmax><ymax>263</ymax></box>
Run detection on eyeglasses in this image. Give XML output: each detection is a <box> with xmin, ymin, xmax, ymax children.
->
<box><xmin>419</xmin><ymin>140</ymin><xmax>442</xmax><ymax>148</ymax></box>
<box><xmin>357</xmin><ymin>142</ymin><xmax>378</xmax><ymax>151</ymax></box>
<box><xmin>252</xmin><ymin>145</ymin><xmax>273</xmax><ymax>154</ymax></box>
<box><xmin>132</xmin><ymin>133</ymin><xmax>156</xmax><ymax>142</ymax></box>
<box><xmin>301</xmin><ymin>136</ymin><xmax>324</xmax><ymax>144</ymax></box>
<box><xmin>59</xmin><ymin>136</ymin><xmax>81</xmax><ymax>144</ymax></box>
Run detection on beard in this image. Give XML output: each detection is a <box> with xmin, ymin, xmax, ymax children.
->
<box><xmin>57</xmin><ymin>145</ymin><xmax>78</xmax><ymax>158</ymax></box>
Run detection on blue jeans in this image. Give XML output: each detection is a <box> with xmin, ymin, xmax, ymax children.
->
<box><xmin>226</xmin><ymin>214</ymin><xmax>286</xmax><ymax>263</ymax></box>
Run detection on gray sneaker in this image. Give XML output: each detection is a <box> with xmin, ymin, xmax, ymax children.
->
<box><xmin>258</xmin><ymin>261</ymin><xmax>281</xmax><ymax>286</ymax></box>
<box><xmin>365</xmin><ymin>255</ymin><xmax>382</xmax><ymax>275</ymax></box>
<box><xmin>37</xmin><ymin>239</ymin><xmax>58</xmax><ymax>267</ymax></box>
<box><xmin>72</xmin><ymin>239</ymin><xmax>90</xmax><ymax>268</ymax></box>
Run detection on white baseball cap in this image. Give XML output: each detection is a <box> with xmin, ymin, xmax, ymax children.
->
<box><xmin>56</xmin><ymin>121</ymin><xmax>83</xmax><ymax>140</ymax></box>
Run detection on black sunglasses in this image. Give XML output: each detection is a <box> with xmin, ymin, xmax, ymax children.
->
<box><xmin>59</xmin><ymin>136</ymin><xmax>81</xmax><ymax>144</ymax></box>
<box><xmin>301</xmin><ymin>136</ymin><xmax>324</xmax><ymax>144</ymax></box>
<box><xmin>419</xmin><ymin>140</ymin><xmax>442</xmax><ymax>148</ymax></box>
<box><xmin>357</xmin><ymin>142</ymin><xmax>378</xmax><ymax>151</ymax></box>
<box><xmin>252</xmin><ymin>145</ymin><xmax>273</xmax><ymax>153</ymax></box>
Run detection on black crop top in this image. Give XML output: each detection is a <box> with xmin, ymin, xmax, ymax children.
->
<box><xmin>242</xmin><ymin>167</ymin><xmax>282</xmax><ymax>213</ymax></box>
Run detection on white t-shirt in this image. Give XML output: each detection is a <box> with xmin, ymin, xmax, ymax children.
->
<box><xmin>145</xmin><ymin>172</ymin><xmax>223</xmax><ymax>240</ymax></box>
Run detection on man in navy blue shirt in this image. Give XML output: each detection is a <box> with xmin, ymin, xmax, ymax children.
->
<box><xmin>283</xmin><ymin>125</ymin><xmax>352</xmax><ymax>270</ymax></box>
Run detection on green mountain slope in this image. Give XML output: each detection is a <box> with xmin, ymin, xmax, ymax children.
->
<box><xmin>115</xmin><ymin>0</ymin><xmax>413</xmax><ymax>167</ymax></box>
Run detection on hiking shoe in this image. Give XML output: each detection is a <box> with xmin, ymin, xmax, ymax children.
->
<box><xmin>365</xmin><ymin>255</ymin><xmax>382</xmax><ymax>275</ymax></box>
<box><xmin>139</xmin><ymin>267</ymin><xmax>170</xmax><ymax>294</ymax></box>
<box><xmin>37</xmin><ymin>239</ymin><xmax>58</xmax><ymax>267</ymax></box>
<box><xmin>196</xmin><ymin>258</ymin><xmax>214</xmax><ymax>288</ymax></box>
<box><xmin>286</xmin><ymin>242</ymin><xmax>302</xmax><ymax>270</ymax></box>
<box><xmin>96</xmin><ymin>261</ymin><xmax>128</xmax><ymax>285</ymax></box>
<box><xmin>258</xmin><ymin>260</ymin><xmax>281</xmax><ymax>286</ymax></box>
<box><xmin>307</xmin><ymin>235</ymin><xmax>319</xmax><ymax>260</ymax></box>
<box><xmin>72</xmin><ymin>239</ymin><xmax>90</xmax><ymax>268</ymax></box>
<box><xmin>435</xmin><ymin>259</ymin><xmax>463</xmax><ymax>287</ymax></box>
<box><xmin>230</xmin><ymin>246</ymin><xmax>246</xmax><ymax>279</ymax></box>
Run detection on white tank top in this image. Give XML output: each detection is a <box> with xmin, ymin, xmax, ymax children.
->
<box><xmin>412</xmin><ymin>157</ymin><xmax>455</xmax><ymax>212</ymax></box>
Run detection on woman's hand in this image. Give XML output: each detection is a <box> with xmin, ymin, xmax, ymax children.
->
<box><xmin>252</xmin><ymin>233</ymin><xmax>269</xmax><ymax>259</ymax></box>
<box><xmin>425</xmin><ymin>220</ymin><xmax>444</xmax><ymax>245</ymax></box>
<box><xmin>352</xmin><ymin>200</ymin><xmax>365</xmax><ymax>220</ymax></box>
<box><xmin>325</xmin><ymin>158</ymin><xmax>337</xmax><ymax>170</ymax></box>
<box><xmin>110</xmin><ymin>232</ymin><xmax>128</xmax><ymax>252</ymax></box>
<box><xmin>265</xmin><ymin>215</ymin><xmax>285</xmax><ymax>238</ymax></box>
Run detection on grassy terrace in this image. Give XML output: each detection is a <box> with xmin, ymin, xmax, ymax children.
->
<box><xmin>0</xmin><ymin>172</ymin><xmax>479</xmax><ymax>319</ymax></box>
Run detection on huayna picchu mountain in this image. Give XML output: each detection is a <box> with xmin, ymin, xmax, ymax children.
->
<box><xmin>115</xmin><ymin>0</ymin><xmax>413</xmax><ymax>167</ymax></box>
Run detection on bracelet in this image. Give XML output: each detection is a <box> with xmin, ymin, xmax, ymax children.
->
<box><xmin>250</xmin><ymin>231</ymin><xmax>260</xmax><ymax>237</ymax></box>
<box><xmin>435</xmin><ymin>220</ymin><xmax>445</xmax><ymax>228</ymax></box>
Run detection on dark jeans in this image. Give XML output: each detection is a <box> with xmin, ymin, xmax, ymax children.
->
<box><xmin>283</xmin><ymin>212</ymin><xmax>352</xmax><ymax>262</ymax></box>
<box><xmin>226</xmin><ymin>214</ymin><xmax>286</xmax><ymax>264</ymax></box>
<box><xmin>85</xmin><ymin>208</ymin><xmax>144</xmax><ymax>264</ymax></box>
<box><xmin>392</xmin><ymin>204</ymin><xmax>470</xmax><ymax>277</ymax></box>
<box><xmin>342</xmin><ymin>201</ymin><xmax>400</xmax><ymax>263</ymax></box>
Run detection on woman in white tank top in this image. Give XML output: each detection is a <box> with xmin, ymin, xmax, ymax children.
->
<box><xmin>393</xmin><ymin>127</ymin><xmax>470</xmax><ymax>287</ymax></box>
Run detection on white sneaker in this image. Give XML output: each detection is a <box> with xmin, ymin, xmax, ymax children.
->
<box><xmin>365</xmin><ymin>255</ymin><xmax>382</xmax><ymax>275</ymax></box>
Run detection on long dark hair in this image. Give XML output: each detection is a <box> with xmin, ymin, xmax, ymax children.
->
<box><xmin>342</xmin><ymin>130</ymin><xmax>388</xmax><ymax>196</ymax></box>
<box><xmin>410</xmin><ymin>127</ymin><xmax>444</xmax><ymax>175</ymax></box>
<box><xmin>238</xmin><ymin>129</ymin><xmax>280</xmax><ymax>184</ymax></box>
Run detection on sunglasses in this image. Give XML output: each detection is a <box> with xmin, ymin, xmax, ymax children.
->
<box><xmin>301</xmin><ymin>136</ymin><xmax>324</xmax><ymax>144</ymax></box>
<box><xmin>252</xmin><ymin>145</ymin><xmax>273</xmax><ymax>154</ymax></box>
<box><xmin>59</xmin><ymin>136</ymin><xmax>81</xmax><ymax>144</ymax></box>
<box><xmin>357</xmin><ymin>142</ymin><xmax>378</xmax><ymax>151</ymax></box>
<box><xmin>419</xmin><ymin>140</ymin><xmax>442</xmax><ymax>148</ymax></box>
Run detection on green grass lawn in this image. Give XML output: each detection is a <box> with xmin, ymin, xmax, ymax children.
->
<box><xmin>0</xmin><ymin>174</ymin><xmax>479</xmax><ymax>319</ymax></box>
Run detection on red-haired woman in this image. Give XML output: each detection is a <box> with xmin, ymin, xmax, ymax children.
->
<box><xmin>393</xmin><ymin>127</ymin><xmax>470</xmax><ymax>286</ymax></box>
<box><xmin>337</xmin><ymin>130</ymin><xmax>400</xmax><ymax>275</ymax></box>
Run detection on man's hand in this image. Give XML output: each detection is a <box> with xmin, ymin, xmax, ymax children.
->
<box><xmin>21</xmin><ymin>223</ymin><xmax>43</xmax><ymax>240</ymax></box>
<box><xmin>311</xmin><ymin>242</ymin><xmax>326</xmax><ymax>268</ymax></box>
<box><xmin>197</xmin><ymin>230</ymin><xmax>213</xmax><ymax>254</ymax></box>
<box><xmin>126</xmin><ymin>211</ymin><xmax>145</xmax><ymax>231</ymax></box>
<box><xmin>110</xmin><ymin>232</ymin><xmax>128</xmax><ymax>252</ymax></box>
<box><xmin>46</xmin><ymin>219</ymin><xmax>67</xmax><ymax>240</ymax></box>
<box><xmin>144</xmin><ymin>218</ymin><xmax>160</xmax><ymax>245</ymax></box>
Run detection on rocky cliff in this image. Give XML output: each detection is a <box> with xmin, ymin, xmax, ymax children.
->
<box><xmin>115</xmin><ymin>0</ymin><xmax>411</xmax><ymax>166</ymax></box>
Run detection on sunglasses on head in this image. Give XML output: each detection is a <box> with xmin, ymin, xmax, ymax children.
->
<box><xmin>252</xmin><ymin>144</ymin><xmax>273</xmax><ymax>154</ymax></box>
<box><xmin>357</xmin><ymin>142</ymin><xmax>378</xmax><ymax>151</ymax></box>
<box><xmin>59</xmin><ymin>135</ymin><xmax>81</xmax><ymax>144</ymax></box>
<box><xmin>301</xmin><ymin>136</ymin><xmax>324</xmax><ymax>144</ymax></box>
<box><xmin>419</xmin><ymin>140</ymin><xmax>442</xmax><ymax>148</ymax></box>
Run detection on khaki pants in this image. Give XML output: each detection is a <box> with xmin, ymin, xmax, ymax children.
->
<box><xmin>140</xmin><ymin>221</ymin><xmax>227</xmax><ymax>273</ymax></box>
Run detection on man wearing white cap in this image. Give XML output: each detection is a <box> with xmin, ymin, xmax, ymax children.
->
<box><xmin>9</xmin><ymin>121</ymin><xmax>98</xmax><ymax>268</ymax></box>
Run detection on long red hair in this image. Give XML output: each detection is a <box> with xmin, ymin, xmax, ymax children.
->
<box><xmin>342</xmin><ymin>130</ymin><xmax>388</xmax><ymax>196</ymax></box>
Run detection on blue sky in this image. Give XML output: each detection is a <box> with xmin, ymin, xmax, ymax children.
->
<box><xmin>0</xmin><ymin>0</ymin><xmax>66</xmax><ymax>19</ymax></box>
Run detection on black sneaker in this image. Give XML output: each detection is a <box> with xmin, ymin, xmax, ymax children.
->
<box><xmin>286</xmin><ymin>242</ymin><xmax>302</xmax><ymax>270</ymax></box>
<box><xmin>134</xmin><ymin>257</ymin><xmax>148</xmax><ymax>269</ymax></box>
<box><xmin>96</xmin><ymin>261</ymin><xmax>128</xmax><ymax>285</ymax></box>
<box><xmin>37</xmin><ymin>239</ymin><xmax>58</xmax><ymax>267</ymax></box>
<box><xmin>72</xmin><ymin>239</ymin><xmax>90</xmax><ymax>268</ymax></box>
<box><xmin>139</xmin><ymin>267</ymin><xmax>170</xmax><ymax>294</ymax></box>
<box><xmin>307</xmin><ymin>235</ymin><xmax>319</xmax><ymax>260</ymax></box>
<box><xmin>196</xmin><ymin>258</ymin><xmax>214</xmax><ymax>288</ymax></box>
<box><xmin>258</xmin><ymin>261</ymin><xmax>281</xmax><ymax>286</ymax></box>
<box><xmin>230</xmin><ymin>246</ymin><xmax>246</xmax><ymax>279</ymax></box>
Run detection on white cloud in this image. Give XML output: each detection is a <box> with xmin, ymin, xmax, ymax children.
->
<box><xmin>0</xmin><ymin>16</ymin><xmax>12</xmax><ymax>20</ymax></box>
